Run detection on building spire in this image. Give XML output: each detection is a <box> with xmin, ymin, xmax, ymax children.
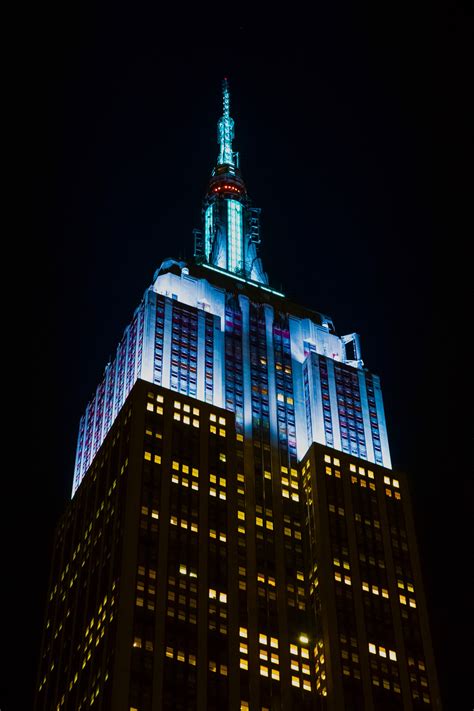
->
<box><xmin>217</xmin><ymin>78</ymin><xmax>235</xmax><ymax>166</ymax></box>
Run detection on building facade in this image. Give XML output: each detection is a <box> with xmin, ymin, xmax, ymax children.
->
<box><xmin>36</xmin><ymin>81</ymin><xmax>441</xmax><ymax>710</ymax></box>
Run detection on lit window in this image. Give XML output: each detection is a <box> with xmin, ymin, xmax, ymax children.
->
<box><xmin>393</xmin><ymin>479</ymin><xmax>399</xmax><ymax>488</ymax></box>
<box><xmin>133</xmin><ymin>637</ymin><xmax>142</xmax><ymax>648</ymax></box>
<box><xmin>260</xmin><ymin>665</ymin><xmax>269</xmax><ymax>677</ymax></box>
<box><xmin>290</xmin><ymin>644</ymin><xmax>298</xmax><ymax>655</ymax></box>
<box><xmin>239</xmin><ymin>627</ymin><xmax>248</xmax><ymax>638</ymax></box>
<box><xmin>270</xmin><ymin>637</ymin><xmax>278</xmax><ymax>648</ymax></box>
<box><xmin>219</xmin><ymin>592</ymin><xmax>227</xmax><ymax>603</ymax></box>
<box><xmin>240</xmin><ymin>642</ymin><xmax>248</xmax><ymax>654</ymax></box>
<box><xmin>271</xmin><ymin>669</ymin><xmax>280</xmax><ymax>680</ymax></box>
<box><xmin>299</xmin><ymin>634</ymin><xmax>309</xmax><ymax>644</ymax></box>
<box><xmin>389</xmin><ymin>650</ymin><xmax>397</xmax><ymax>661</ymax></box>
<box><xmin>291</xmin><ymin>676</ymin><xmax>300</xmax><ymax>687</ymax></box>
<box><xmin>369</xmin><ymin>643</ymin><xmax>377</xmax><ymax>654</ymax></box>
<box><xmin>379</xmin><ymin>646</ymin><xmax>387</xmax><ymax>658</ymax></box>
<box><xmin>240</xmin><ymin>658</ymin><xmax>248</xmax><ymax>670</ymax></box>
<box><xmin>384</xmin><ymin>476</ymin><xmax>391</xmax><ymax>485</ymax></box>
<box><xmin>259</xmin><ymin>633</ymin><xmax>267</xmax><ymax>645</ymax></box>
<box><xmin>144</xmin><ymin>451</ymin><xmax>151</xmax><ymax>461</ymax></box>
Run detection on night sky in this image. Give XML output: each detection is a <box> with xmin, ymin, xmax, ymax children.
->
<box><xmin>10</xmin><ymin>4</ymin><xmax>471</xmax><ymax>709</ymax></box>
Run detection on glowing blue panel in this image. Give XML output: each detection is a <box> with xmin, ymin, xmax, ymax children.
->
<box><xmin>227</xmin><ymin>199</ymin><xmax>243</xmax><ymax>273</ymax></box>
<box><xmin>205</xmin><ymin>204</ymin><xmax>214</xmax><ymax>260</ymax></box>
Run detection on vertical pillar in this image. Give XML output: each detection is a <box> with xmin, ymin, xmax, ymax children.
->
<box><xmin>373</xmin><ymin>375</ymin><xmax>392</xmax><ymax>468</ymax></box>
<box><xmin>161</xmin><ymin>298</ymin><xmax>173</xmax><ymax>391</ymax></box>
<box><xmin>140</xmin><ymin>290</ymin><xmax>157</xmax><ymax>383</ymax></box>
<box><xmin>326</xmin><ymin>358</ymin><xmax>342</xmax><ymax>453</ymax></box>
<box><xmin>197</xmin><ymin>310</ymin><xmax>206</xmax><ymax>402</ymax></box>
<box><xmin>358</xmin><ymin>370</ymin><xmax>375</xmax><ymax>464</ymax></box>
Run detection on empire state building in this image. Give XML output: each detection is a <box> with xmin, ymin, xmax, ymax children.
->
<box><xmin>35</xmin><ymin>80</ymin><xmax>441</xmax><ymax>711</ymax></box>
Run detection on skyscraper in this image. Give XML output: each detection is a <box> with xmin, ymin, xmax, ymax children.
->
<box><xmin>36</xmin><ymin>80</ymin><xmax>441</xmax><ymax>710</ymax></box>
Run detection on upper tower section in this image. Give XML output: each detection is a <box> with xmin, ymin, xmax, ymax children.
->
<box><xmin>194</xmin><ymin>79</ymin><xmax>268</xmax><ymax>285</ymax></box>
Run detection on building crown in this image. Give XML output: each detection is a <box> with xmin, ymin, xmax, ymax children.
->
<box><xmin>194</xmin><ymin>80</ymin><xmax>268</xmax><ymax>286</ymax></box>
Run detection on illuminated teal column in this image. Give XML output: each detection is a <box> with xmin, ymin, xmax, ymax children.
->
<box><xmin>227</xmin><ymin>199</ymin><xmax>243</xmax><ymax>273</ymax></box>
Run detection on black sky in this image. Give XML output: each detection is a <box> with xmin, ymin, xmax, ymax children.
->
<box><xmin>8</xmin><ymin>3</ymin><xmax>472</xmax><ymax>708</ymax></box>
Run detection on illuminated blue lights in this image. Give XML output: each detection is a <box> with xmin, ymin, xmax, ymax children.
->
<box><xmin>217</xmin><ymin>79</ymin><xmax>235</xmax><ymax>166</ymax></box>
<box><xmin>205</xmin><ymin>204</ymin><xmax>214</xmax><ymax>260</ymax></box>
<box><xmin>227</xmin><ymin>199</ymin><xmax>243</xmax><ymax>272</ymax></box>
